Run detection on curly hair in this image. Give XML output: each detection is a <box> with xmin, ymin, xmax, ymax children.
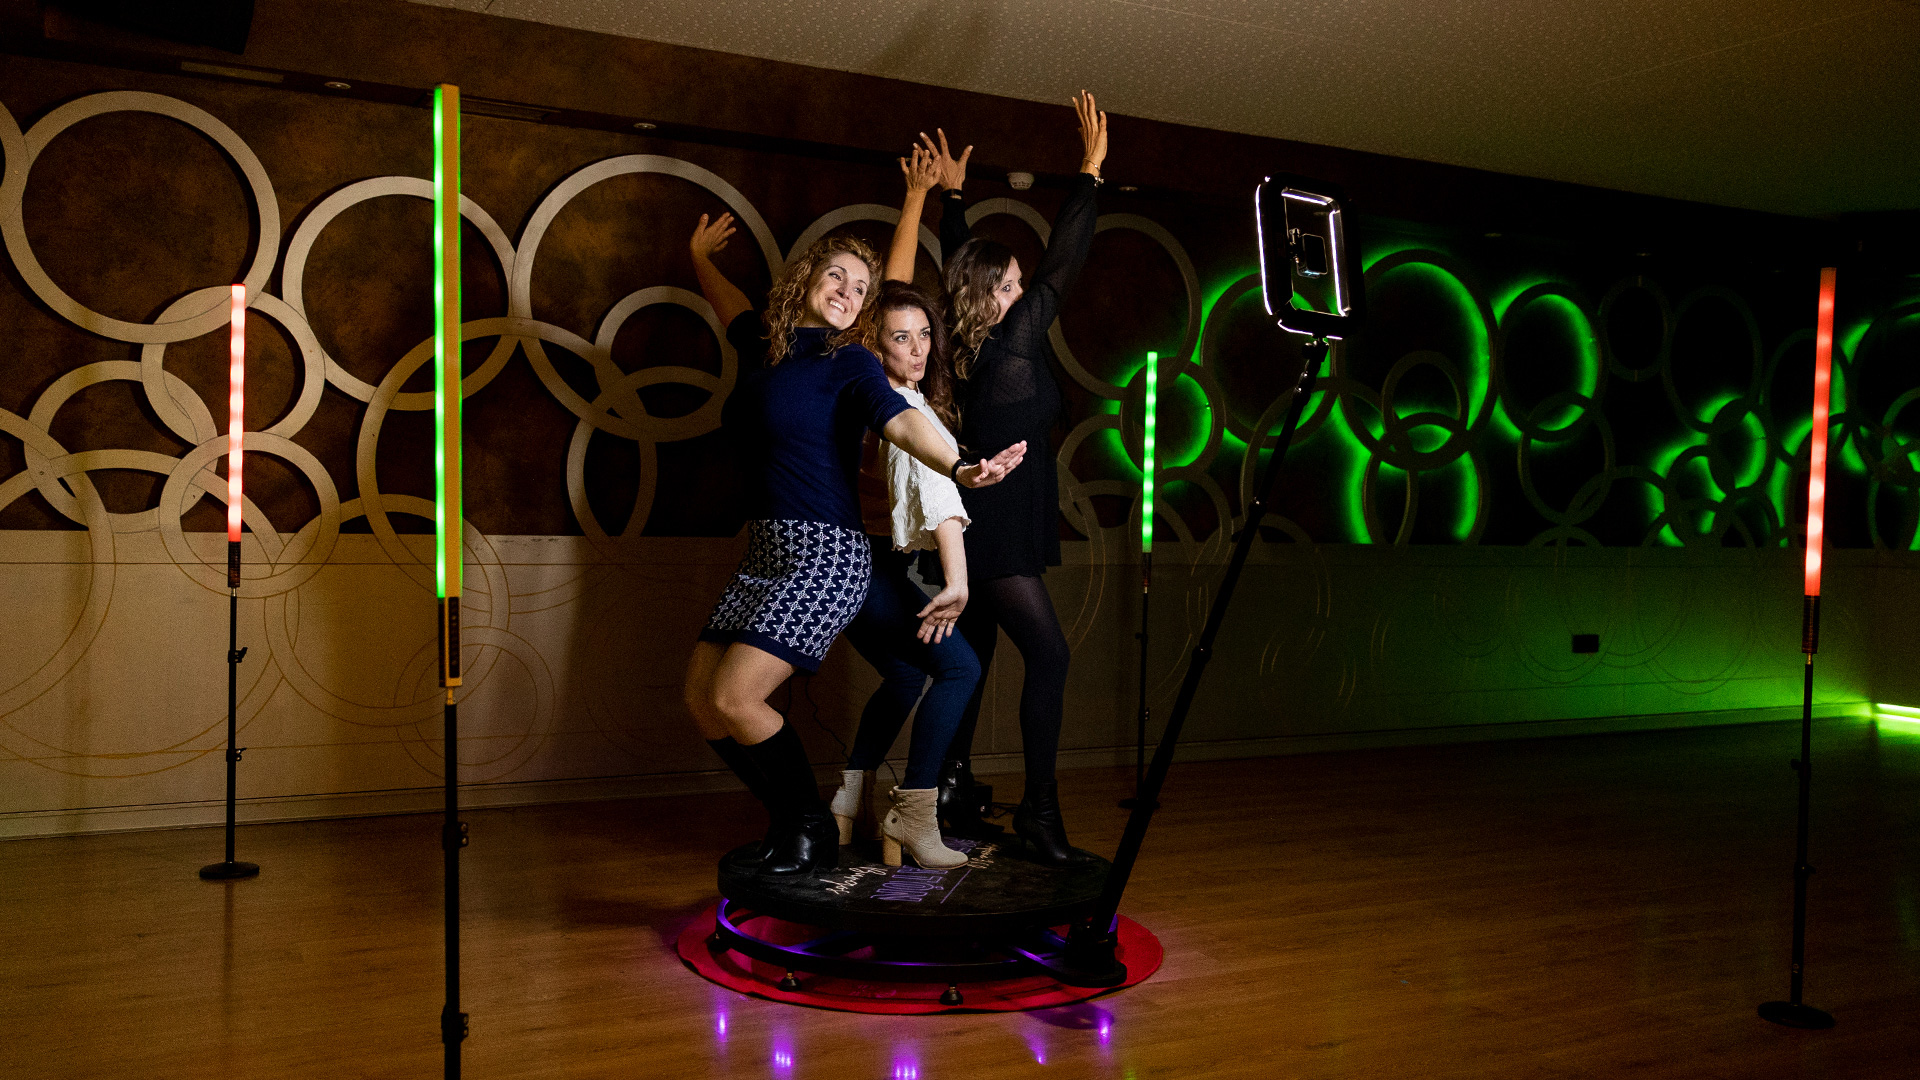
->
<box><xmin>763</xmin><ymin>235</ymin><xmax>882</xmax><ymax>364</ymax></box>
<box><xmin>943</xmin><ymin>237</ymin><xmax>1015</xmax><ymax>380</ymax></box>
<box><xmin>873</xmin><ymin>281</ymin><xmax>960</xmax><ymax>433</ymax></box>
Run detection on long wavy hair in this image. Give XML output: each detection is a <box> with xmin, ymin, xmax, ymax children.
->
<box><xmin>872</xmin><ymin>281</ymin><xmax>959</xmax><ymax>433</ymax></box>
<box><xmin>943</xmin><ymin>237</ymin><xmax>1015</xmax><ymax>380</ymax></box>
<box><xmin>763</xmin><ymin>235</ymin><xmax>882</xmax><ymax>364</ymax></box>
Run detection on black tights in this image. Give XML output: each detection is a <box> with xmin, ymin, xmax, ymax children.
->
<box><xmin>950</xmin><ymin>574</ymin><xmax>1071</xmax><ymax>790</ymax></box>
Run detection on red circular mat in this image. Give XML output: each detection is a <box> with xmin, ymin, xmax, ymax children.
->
<box><xmin>676</xmin><ymin>904</ymin><xmax>1162</xmax><ymax>1014</ymax></box>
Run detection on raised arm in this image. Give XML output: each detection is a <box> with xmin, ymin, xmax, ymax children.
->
<box><xmin>923</xmin><ymin>128</ymin><xmax>975</xmax><ymax>259</ymax></box>
<box><xmin>689</xmin><ymin>212</ymin><xmax>753</xmax><ymax>327</ymax></box>
<box><xmin>881</xmin><ymin>408</ymin><xmax>1026</xmax><ymax>489</ymax></box>
<box><xmin>886</xmin><ymin>144</ymin><xmax>942</xmax><ymax>283</ymax></box>
<box><xmin>1000</xmin><ymin>92</ymin><xmax>1107</xmax><ymax>351</ymax></box>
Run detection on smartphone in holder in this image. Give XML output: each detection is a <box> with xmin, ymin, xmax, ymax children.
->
<box><xmin>1255</xmin><ymin>176</ymin><xmax>1362</xmax><ymax>340</ymax></box>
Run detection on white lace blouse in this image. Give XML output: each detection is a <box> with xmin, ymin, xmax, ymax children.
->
<box><xmin>884</xmin><ymin>386</ymin><xmax>970</xmax><ymax>552</ymax></box>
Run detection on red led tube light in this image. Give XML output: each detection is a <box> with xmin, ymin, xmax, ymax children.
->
<box><xmin>228</xmin><ymin>284</ymin><xmax>245</xmax><ymax>542</ymax></box>
<box><xmin>1804</xmin><ymin>268</ymin><xmax>1836</xmax><ymax>600</ymax></box>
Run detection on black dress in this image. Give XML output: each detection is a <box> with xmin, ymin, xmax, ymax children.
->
<box><xmin>943</xmin><ymin>173</ymin><xmax>1100</xmax><ymax>580</ymax></box>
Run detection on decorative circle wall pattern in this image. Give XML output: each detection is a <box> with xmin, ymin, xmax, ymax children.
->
<box><xmin>0</xmin><ymin>90</ymin><xmax>1914</xmax><ymax>783</ymax></box>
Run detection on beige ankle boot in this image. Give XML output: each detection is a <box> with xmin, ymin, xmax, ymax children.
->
<box><xmin>881</xmin><ymin>787</ymin><xmax>968</xmax><ymax>868</ymax></box>
<box><xmin>828</xmin><ymin>769</ymin><xmax>876</xmax><ymax>845</ymax></box>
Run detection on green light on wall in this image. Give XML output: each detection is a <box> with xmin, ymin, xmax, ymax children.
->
<box><xmin>1199</xmin><ymin>269</ymin><xmax>1327</xmax><ymax>447</ymax></box>
<box><xmin>1449</xmin><ymin>454</ymin><xmax>1479</xmax><ymax>542</ymax></box>
<box><xmin>1330</xmin><ymin>404</ymin><xmax>1374</xmax><ymax>543</ymax></box>
<box><xmin>1370</xmin><ymin>450</ymin><xmax>1478</xmax><ymax>543</ymax></box>
<box><xmin>1770</xmin><ymin>415</ymin><xmax>1814</xmax><ymax>543</ymax></box>
<box><xmin>1872</xmin><ymin>703</ymin><xmax>1920</xmax><ymax>732</ymax></box>
<box><xmin>1485</xmin><ymin>288</ymin><xmax>1601</xmax><ymax>444</ymax></box>
<box><xmin>1492</xmin><ymin>275</ymin><xmax>1559</xmax><ymax>320</ymax></box>
<box><xmin>1649</xmin><ymin>395</ymin><xmax>1768</xmax><ymax>543</ymax></box>
<box><xmin>1142</xmin><ymin>351</ymin><xmax>1156</xmax><ymax>553</ymax></box>
<box><xmin>1370</xmin><ymin>258</ymin><xmax>1493</xmax><ymax>430</ymax></box>
<box><xmin>1841</xmin><ymin>321</ymin><xmax>1871</xmax><ymax>363</ymax></box>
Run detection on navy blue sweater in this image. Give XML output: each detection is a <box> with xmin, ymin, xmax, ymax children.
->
<box><xmin>723</xmin><ymin>313</ymin><xmax>912</xmax><ymax>533</ymax></box>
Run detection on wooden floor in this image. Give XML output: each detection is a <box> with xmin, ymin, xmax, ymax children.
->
<box><xmin>4</xmin><ymin>718</ymin><xmax>1917</xmax><ymax>1079</ymax></box>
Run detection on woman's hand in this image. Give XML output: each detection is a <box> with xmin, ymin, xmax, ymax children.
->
<box><xmin>689</xmin><ymin>212</ymin><xmax>753</xmax><ymax>327</ymax></box>
<box><xmin>690</xmin><ymin>212</ymin><xmax>737</xmax><ymax>262</ymax></box>
<box><xmin>900</xmin><ymin>144</ymin><xmax>940</xmax><ymax>197</ymax></box>
<box><xmin>920</xmin><ymin>128</ymin><xmax>972</xmax><ymax>192</ymax></box>
<box><xmin>954</xmin><ymin>440</ymin><xmax>1027</xmax><ymax>488</ymax></box>
<box><xmin>1072</xmin><ymin>90</ymin><xmax>1107</xmax><ymax>176</ymax></box>
<box><xmin>916</xmin><ymin>583</ymin><xmax>967</xmax><ymax>643</ymax></box>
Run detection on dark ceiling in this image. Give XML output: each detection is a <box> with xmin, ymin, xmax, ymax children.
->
<box><xmin>413</xmin><ymin>0</ymin><xmax>1920</xmax><ymax>219</ymax></box>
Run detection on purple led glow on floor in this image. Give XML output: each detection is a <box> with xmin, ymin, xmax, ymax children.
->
<box><xmin>772</xmin><ymin>1046</ymin><xmax>794</xmax><ymax>1070</ymax></box>
<box><xmin>890</xmin><ymin>1061</ymin><xmax>919</xmax><ymax>1080</ymax></box>
<box><xmin>1099</xmin><ymin>1016</ymin><xmax>1113</xmax><ymax>1044</ymax></box>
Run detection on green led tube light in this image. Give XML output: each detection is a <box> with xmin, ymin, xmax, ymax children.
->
<box><xmin>434</xmin><ymin>83</ymin><xmax>462</xmax><ymax>688</ymax></box>
<box><xmin>1142</xmin><ymin>351</ymin><xmax>1157</xmax><ymax>554</ymax></box>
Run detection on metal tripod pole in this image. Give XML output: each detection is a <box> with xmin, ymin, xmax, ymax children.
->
<box><xmin>200</xmin><ymin>540</ymin><xmax>257</xmax><ymax>881</ymax></box>
<box><xmin>1120</xmin><ymin>551</ymin><xmax>1155</xmax><ymax>809</ymax></box>
<box><xmin>442</xmin><ymin>688</ymin><xmax>468</xmax><ymax>1076</ymax></box>
<box><xmin>1759</xmin><ymin>596</ymin><xmax>1833</xmax><ymax>1029</ymax></box>
<box><xmin>1060</xmin><ymin>339</ymin><xmax>1329</xmax><ymax>979</ymax></box>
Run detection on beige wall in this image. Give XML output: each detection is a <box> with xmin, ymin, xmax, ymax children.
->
<box><xmin>0</xmin><ymin>521</ymin><xmax>1875</xmax><ymax>836</ymax></box>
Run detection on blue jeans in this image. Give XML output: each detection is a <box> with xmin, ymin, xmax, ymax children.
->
<box><xmin>841</xmin><ymin>536</ymin><xmax>982</xmax><ymax>788</ymax></box>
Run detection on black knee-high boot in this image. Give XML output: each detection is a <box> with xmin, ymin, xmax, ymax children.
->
<box><xmin>707</xmin><ymin>736</ymin><xmax>782</xmax><ymax>861</ymax></box>
<box><xmin>742</xmin><ymin>724</ymin><xmax>839</xmax><ymax>876</ymax></box>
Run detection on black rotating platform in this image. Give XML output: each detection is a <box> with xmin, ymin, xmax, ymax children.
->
<box><xmin>712</xmin><ymin>838</ymin><xmax>1116</xmax><ymax>1000</ymax></box>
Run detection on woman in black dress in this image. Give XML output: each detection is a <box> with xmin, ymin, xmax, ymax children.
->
<box><xmin>681</xmin><ymin>216</ymin><xmax>1026</xmax><ymax>878</ymax></box>
<box><xmin>903</xmin><ymin>92</ymin><xmax>1108</xmax><ymax>866</ymax></box>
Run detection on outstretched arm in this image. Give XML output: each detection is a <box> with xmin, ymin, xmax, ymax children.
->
<box><xmin>881</xmin><ymin>409</ymin><xmax>1026</xmax><ymax>489</ymax></box>
<box><xmin>886</xmin><ymin>145</ymin><xmax>942</xmax><ymax>283</ymax></box>
<box><xmin>689</xmin><ymin>212</ymin><xmax>753</xmax><ymax>327</ymax></box>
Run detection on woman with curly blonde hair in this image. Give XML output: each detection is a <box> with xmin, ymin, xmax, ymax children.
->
<box><xmin>682</xmin><ymin>216</ymin><xmax>1028</xmax><ymax>878</ymax></box>
<box><xmin>763</xmin><ymin>234</ymin><xmax>883</xmax><ymax>363</ymax></box>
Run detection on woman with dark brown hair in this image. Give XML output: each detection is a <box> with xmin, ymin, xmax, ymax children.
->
<box><xmin>682</xmin><ymin>219</ymin><xmax>1026</xmax><ymax>878</ymax></box>
<box><xmin>827</xmin><ymin>280</ymin><xmax>982</xmax><ymax>869</ymax></box>
<box><xmin>887</xmin><ymin>92</ymin><xmax>1109</xmax><ymax>867</ymax></box>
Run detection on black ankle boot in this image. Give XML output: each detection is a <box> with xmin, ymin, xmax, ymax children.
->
<box><xmin>936</xmin><ymin>759</ymin><xmax>1004</xmax><ymax>840</ymax></box>
<box><xmin>762</xmin><ymin>809</ymin><xmax>840</xmax><ymax>876</ymax></box>
<box><xmin>1013</xmin><ymin>780</ymin><xmax>1094</xmax><ymax>867</ymax></box>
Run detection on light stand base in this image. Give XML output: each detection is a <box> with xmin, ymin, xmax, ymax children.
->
<box><xmin>1759</xmin><ymin>1001</ymin><xmax>1834</xmax><ymax>1029</ymax></box>
<box><xmin>199</xmin><ymin>860</ymin><xmax>260</xmax><ymax>880</ymax></box>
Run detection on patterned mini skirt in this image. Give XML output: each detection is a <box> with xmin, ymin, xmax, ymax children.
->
<box><xmin>699</xmin><ymin>519</ymin><xmax>872</xmax><ymax>673</ymax></box>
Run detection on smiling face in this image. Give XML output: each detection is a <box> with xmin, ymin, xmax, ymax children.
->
<box><xmin>801</xmin><ymin>252</ymin><xmax>870</xmax><ymax>330</ymax></box>
<box><xmin>990</xmin><ymin>257</ymin><xmax>1023</xmax><ymax>324</ymax></box>
<box><xmin>878</xmin><ymin>306</ymin><xmax>932</xmax><ymax>388</ymax></box>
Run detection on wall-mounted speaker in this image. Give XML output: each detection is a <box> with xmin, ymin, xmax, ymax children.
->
<box><xmin>51</xmin><ymin>1</ymin><xmax>255</xmax><ymax>54</ymax></box>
